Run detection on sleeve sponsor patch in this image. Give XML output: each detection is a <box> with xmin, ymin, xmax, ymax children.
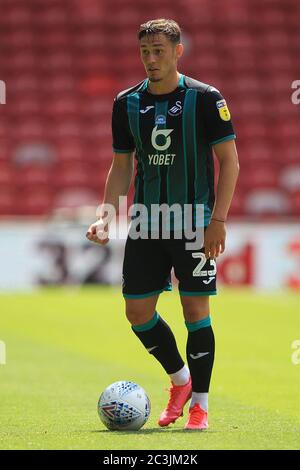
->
<box><xmin>216</xmin><ymin>99</ymin><xmax>231</xmax><ymax>121</ymax></box>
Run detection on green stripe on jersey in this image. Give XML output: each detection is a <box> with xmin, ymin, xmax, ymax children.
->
<box><xmin>127</xmin><ymin>93</ymin><xmax>143</xmax><ymax>205</ymax></box>
<box><xmin>195</xmin><ymin>94</ymin><xmax>210</xmax><ymax>226</ymax></box>
<box><xmin>182</xmin><ymin>92</ymin><xmax>190</xmax><ymax>205</ymax></box>
<box><xmin>127</xmin><ymin>93</ymin><xmax>142</xmax><ymax>150</ymax></box>
<box><xmin>185</xmin><ymin>89</ymin><xmax>198</xmax><ymax>201</ymax></box>
<box><xmin>155</xmin><ymin>101</ymin><xmax>169</xmax><ymax>207</ymax></box>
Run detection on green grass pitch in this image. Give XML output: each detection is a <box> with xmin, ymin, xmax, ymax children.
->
<box><xmin>0</xmin><ymin>287</ymin><xmax>299</xmax><ymax>450</ymax></box>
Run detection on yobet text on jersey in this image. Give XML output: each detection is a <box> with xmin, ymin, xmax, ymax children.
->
<box><xmin>148</xmin><ymin>153</ymin><xmax>176</xmax><ymax>165</ymax></box>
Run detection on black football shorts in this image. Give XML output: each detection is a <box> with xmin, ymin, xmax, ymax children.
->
<box><xmin>122</xmin><ymin>235</ymin><xmax>217</xmax><ymax>298</ymax></box>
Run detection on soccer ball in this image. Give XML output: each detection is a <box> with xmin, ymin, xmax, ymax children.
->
<box><xmin>98</xmin><ymin>381</ymin><xmax>151</xmax><ymax>431</ymax></box>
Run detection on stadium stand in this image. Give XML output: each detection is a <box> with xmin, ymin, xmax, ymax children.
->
<box><xmin>0</xmin><ymin>0</ymin><xmax>299</xmax><ymax>217</ymax></box>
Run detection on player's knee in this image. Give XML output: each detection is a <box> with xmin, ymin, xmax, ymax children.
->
<box><xmin>125</xmin><ymin>307</ymin><xmax>152</xmax><ymax>327</ymax></box>
<box><xmin>125</xmin><ymin>296</ymin><xmax>159</xmax><ymax>327</ymax></box>
<box><xmin>125</xmin><ymin>307</ymin><xmax>139</xmax><ymax>325</ymax></box>
<box><xmin>181</xmin><ymin>296</ymin><xmax>210</xmax><ymax>322</ymax></box>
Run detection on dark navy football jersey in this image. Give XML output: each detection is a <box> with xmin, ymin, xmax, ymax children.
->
<box><xmin>112</xmin><ymin>74</ymin><xmax>236</xmax><ymax>226</ymax></box>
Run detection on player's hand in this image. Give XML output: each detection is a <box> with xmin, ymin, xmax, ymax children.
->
<box><xmin>86</xmin><ymin>219</ymin><xmax>109</xmax><ymax>245</ymax></box>
<box><xmin>204</xmin><ymin>220</ymin><xmax>226</xmax><ymax>259</ymax></box>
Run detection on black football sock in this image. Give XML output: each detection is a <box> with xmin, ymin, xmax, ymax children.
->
<box><xmin>132</xmin><ymin>312</ymin><xmax>185</xmax><ymax>375</ymax></box>
<box><xmin>186</xmin><ymin>315</ymin><xmax>215</xmax><ymax>393</ymax></box>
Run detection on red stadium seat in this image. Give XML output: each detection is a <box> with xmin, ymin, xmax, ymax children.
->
<box><xmin>17</xmin><ymin>189</ymin><xmax>54</xmax><ymax>216</ymax></box>
<box><xmin>14</xmin><ymin>166</ymin><xmax>53</xmax><ymax>189</ymax></box>
<box><xmin>52</xmin><ymin>120</ymin><xmax>81</xmax><ymax>139</ymax></box>
<box><xmin>37</xmin><ymin>32</ymin><xmax>72</xmax><ymax>49</ymax></box>
<box><xmin>281</xmin><ymin>144</ymin><xmax>300</xmax><ymax>165</ymax></box>
<box><xmin>34</xmin><ymin>8</ymin><xmax>67</xmax><ymax>27</ymax></box>
<box><xmin>53</xmin><ymin>188</ymin><xmax>99</xmax><ymax>210</ymax></box>
<box><xmin>5</xmin><ymin>6</ymin><xmax>32</xmax><ymax>26</ymax></box>
<box><xmin>224</xmin><ymin>53</ymin><xmax>257</xmax><ymax>74</ymax></box>
<box><xmin>0</xmin><ymin>164</ymin><xmax>14</xmax><ymax>188</ymax></box>
<box><xmin>55</xmin><ymin>166</ymin><xmax>91</xmax><ymax>189</ymax></box>
<box><xmin>42</xmin><ymin>74</ymin><xmax>76</xmax><ymax>93</ymax></box>
<box><xmin>7</xmin><ymin>51</ymin><xmax>36</xmax><ymax>73</ymax></box>
<box><xmin>56</xmin><ymin>140</ymin><xmax>85</xmax><ymax>163</ymax></box>
<box><xmin>225</xmin><ymin>32</ymin><xmax>256</xmax><ymax>51</ymax></box>
<box><xmin>0</xmin><ymin>118</ymin><xmax>8</xmax><ymax>140</ymax></box>
<box><xmin>39</xmin><ymin>51</ymin><xmax>73</xmax><ymax>73</ymax></box>
<box><xmin>74</xmin><ymin>30</ymin><xmax>106</xmax><ymax>49</ymax></box>
<box><xmin>259</xmin><ymin>30</ymin><xmax>290</xmax><ymax>50</ymax></box>
<box><xmin>0</xmin><ymin>140</ymin><xmax>12</xmax><ymax>163</ymax></box>
<box><xmin>258</xmin><ymin>9</ymin><xmax>286</xmax><ymax>28</ymax></box>
<box><xmin>46</xmin><ymin>97</ymin><xmax>79</xmax><ymax>118</ymax></box>
<box><xmin>0</xmin><ymin>190</ymin><xmax>16</xmax><ymax>215</ymax></box>
<box><xmin>289</xmin><ymin>191</ymin><xmax>300</xmax><ymax>216</ymax></box>
<box><xmin>279</xmin><ymin>122</ymin><xmax>299</xmax><ymax>140</ymax></box>
<box><xmin>239</xmin><ymin>164</ymin><xmax>279</xmax><ymax>190</ymax></box>
<box><xmin>9</xmin><ymin>75</ymin><xmax>40</xmax><ymax>94</ymax></box>
<box><xmin>243</xmin><ymin>142</ymin><xmax>274</xmax><ymax>164</ymax></box>
<box><xmin>244</xmin><ymin>189</ymin><xmax>290</xmax><ymax>216</ymax></box>
<box><xmin>8</xmin><ymin>97</ymin><xmax>41</xmax><ymax>118</ymax></box>
<box><xmin>228</xmin><ymin>191</ymin><xmax>246</xmax><ymax>217</ymax></box>
<box><xmin>54</xmin><ymin>161</ymin><xmax>106</xmax><ymax>189</ymax></box>
<box><xmin>260</xmin><ymin>53</ymin><xmax>294</xmax><ymax>73</ymax></box>
<box><xmin>238</xmin><ymin>121</ymin><xmax>269</xmax><ymax>141</ymax></box>
<box><xmin>77</xmin><ymin>53</ymin><xmax>110</xmax><ymax>72</ymax></box>
<box><xmin>79</xmin><ymin>99</ymin><xmax>112</xmax><ymax>121</ymax></box>
<box><xmin>11</xmin><ymin>120</ymin><xmax>45</xmax><ymax>140</ymax></box>
<box><xmin>5</xmin><ymin>31</ymin><xmax>35</xmax><ymax>48</ymax></box>
<box><xmin>192</xmin><ymin>29</ymin><xmax>216</xmax><ymax>45</ymax></box>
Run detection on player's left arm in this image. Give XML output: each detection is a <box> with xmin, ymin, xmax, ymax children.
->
<box><xmin>204</xmin><ymin>139</ymin><xmax>239</xmax><ymax>259</ymax></box>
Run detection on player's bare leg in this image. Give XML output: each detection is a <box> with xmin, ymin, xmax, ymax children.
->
<box><xmin>181</xmin><ymin>295</ymin><xmax>214</xmax><ymax>430</ymax></box>
<box><xmin>125</xmin><ymin>295</ymin><xmax>159</xmax><ymax>326</ymax></box>
<box><xmin>125</xmin><ymin>296</ymin><xmax>191</xmax><ymax>426</ymax></box>
<box><xmin>181</xmin><ymin>295</ymin><xmax>210</xmax><ymax>323</ymax></box>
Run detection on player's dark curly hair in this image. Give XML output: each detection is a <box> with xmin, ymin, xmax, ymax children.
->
<box><xmin>138</xmin><ymin>19</ymin><xmax>181</xmax><ymax>44</ymax></box>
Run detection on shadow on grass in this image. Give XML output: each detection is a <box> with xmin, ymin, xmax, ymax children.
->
<box><xmin>89</xmin><ymin>428</ymin><xmax>214</xmax><ymax>435</ymax></box>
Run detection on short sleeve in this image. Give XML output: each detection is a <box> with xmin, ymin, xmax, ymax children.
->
<box><xmin>112</xmin><ymin>98</ymin><xmax>135</xmax><ymax>154</ymax></box>
<box><xmin>203</xmin><ymin>87</ymin><xmax>236</xmax><ymax>146</ymax></box>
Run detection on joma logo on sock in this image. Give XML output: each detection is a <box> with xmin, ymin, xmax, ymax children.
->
<box><xmin>0</xmin><ymin>81</ymin><xmax>6</xmax><ymax>104</ymax></box>
<box><xmin>0</xmin><ymin>341</ymin><xmax>6</xmax><ymax>365</ymax></box>
<box><xmin>190</xmin><ymin>352</ymin><xmax>210</xmax><ymax>360</ymax></box>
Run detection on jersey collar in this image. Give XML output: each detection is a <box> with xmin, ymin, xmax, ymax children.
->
<box><xmin>142</xmin><ymin>73</ymin><xmax>185</xmax><ymax>95</ymax></box>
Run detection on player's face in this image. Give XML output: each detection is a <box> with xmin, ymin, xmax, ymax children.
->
<box><xmin>139</xmin><ymin>34</ymin><xmax>183</xmax><ymax>83</ymax></box>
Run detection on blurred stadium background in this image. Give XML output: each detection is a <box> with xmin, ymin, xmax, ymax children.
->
<box><xmin>0</xmin><ymin>0</ymin><xmax>299</xmax><ymax>291</ymax></box>
<box><xmin>0</xmin><ymin>0</ymin><xmax>300</xmax><ymax>450</ymax></box>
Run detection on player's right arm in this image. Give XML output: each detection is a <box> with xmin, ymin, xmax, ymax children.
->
<box><xmin>87</xmin><ymin>94</ymin><xmax>136</xmax><ymax>245</ymax></box>
<box><xmin>86</xmin><ymin>151</ymin><xmax>134</xmax><ymax>245</ymax></box>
